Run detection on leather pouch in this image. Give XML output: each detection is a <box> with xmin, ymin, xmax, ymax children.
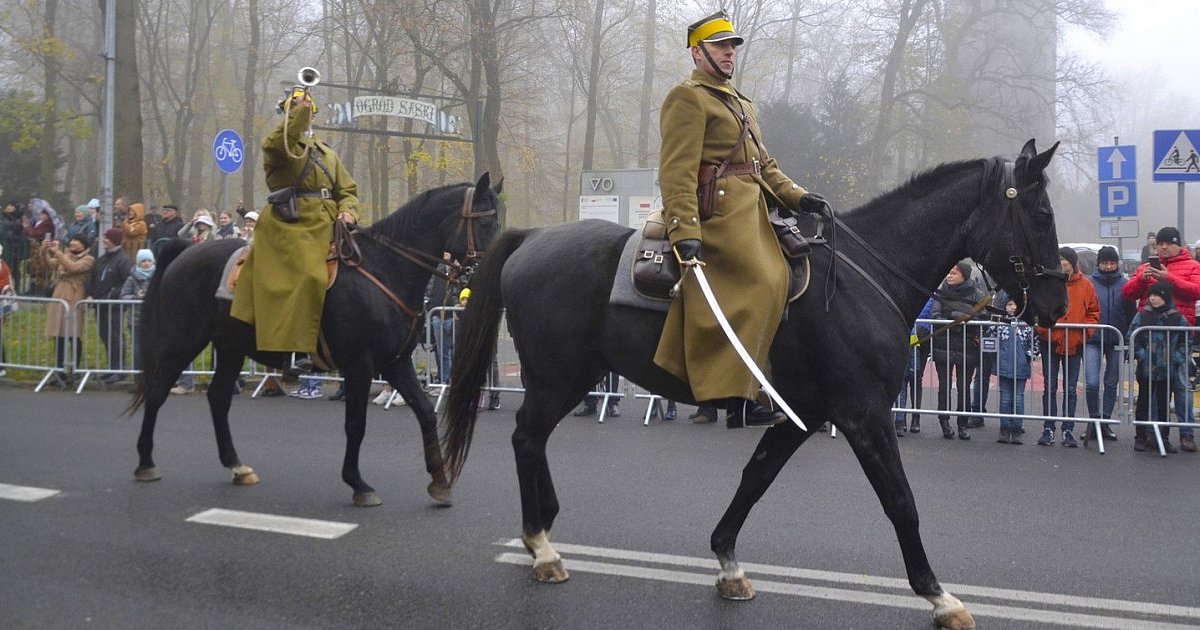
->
<box><xmin>632</xmin><ymin>237</ymin><xmax>680</xmax><ymax>301</ymax></box>
<box><xmin>267</xmin><ymin>187</ymin><xmax>299</xmax><ymax>223</ymax></box>
<box><xmin>769</xmin><ymin>208</ymin><xmax>810</xmax><ymax>259</ymax></box>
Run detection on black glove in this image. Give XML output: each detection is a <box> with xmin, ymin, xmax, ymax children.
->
<box><xmin>798</xmin><ymin>192</ymin><xmax>829</xmax><ymax>214</ymax></box>
<box><xmin>674</xmin><ymin>238</ymin><xmax>702</xmax><ymax>263</ymax></box>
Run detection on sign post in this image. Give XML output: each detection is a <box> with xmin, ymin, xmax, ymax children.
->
<box><xmin>213</xmin><ymin>129</ymin><xmax>245</xmax><ymax>211</ymax></box>
<box><xmin>1153</xmin><ymin>129</ymin><xmax>1200</xmax><ymax>240</ymax></box>
<box><xmin>1098</xmin><ymin>143</ymin><xmax>1137</xmax><ymax>254</ymax></box>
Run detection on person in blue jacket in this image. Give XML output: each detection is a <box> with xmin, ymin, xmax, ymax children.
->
<box><xmin>1083</xmin><ymin>246</ymin><xmax>1135</xmax><ymax>442</ymax></box>
<box><xmin>992</xmin><ymin>293</ymin><xmax>1039</xmax><ymax>444</ymax></box>
<box><xmin>895</xmin><ymin>297</ymin><xmax>934</xmax><ymax>435</ymax></box>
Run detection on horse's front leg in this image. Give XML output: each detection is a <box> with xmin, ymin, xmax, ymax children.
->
<box><xmin>841</xmin><ymin>413</ymin><xmax>975</xmax><ymax>630</ymax></box>
<box><xmin>340</xmin><ymin>368</ymin><xmax>380</xmax><ymax>507</ymax></box>
<box><xmin>710</xmin><ymin>420</ymin><xmax>811</xmax><ymax>600</ymax></box>
<box><xmin>383</xmin><ymin>360</ymin><xmax>451</xmax><ymax>504</ymax></box>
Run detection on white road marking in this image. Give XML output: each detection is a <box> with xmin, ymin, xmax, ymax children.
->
<box><xmin>186</xmin><ymin>508</ymin><xmax>357</xmax><ymax>539</ymax></box>
<box><xmin>494</xmin><ymin>539</ymin><xmax>1200</xmax><ymax>629</ymax></box>
<box><xmin>0</xmin><ymin>482</ymin><xmax>61</xmax><ymax>502</ymax></box>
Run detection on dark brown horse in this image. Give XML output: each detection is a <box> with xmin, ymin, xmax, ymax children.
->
<box><xmin>129</xmin><ymin>174</ymin><xmax>501</xmax><ymax>507</ymax></box>
<box><xmin>443</xmin><ymin>143</ymin><xmax>1065</xmax><ymax>629</ymax></box>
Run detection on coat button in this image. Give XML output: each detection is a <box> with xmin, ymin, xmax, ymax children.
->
<box><xmin>791</xmin><ymin>183</ymin><xmax>799</xmax><ymax>189</ymax></box>
<box><xmin>718</xmin><ymin>189</ymin><xmax>725</xmax><ymax>196</ymax></box>
<box><xmin>690</xmin><ymin>217</ymin><xmax>698</xmax><ymax>224</ymax></box>
<box><xmin>671</xmin><ymin>217</ymin><xmax>679</xmax><ymax>224</ymax></box>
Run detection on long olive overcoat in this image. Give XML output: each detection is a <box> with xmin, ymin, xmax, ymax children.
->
<box><xmin>230</xmin><ymin>104</ymin><xmax>359</xmax><ymax>354</ymax></box>
<box><xmin>654</xmin><ymin>69</ymin><xmax>808</xmax><ymax>401</ymax></box>
<box><xmin>42</xmin><ymin>246</ymin><xmax>94</xmax><ymax>338</ymax></box>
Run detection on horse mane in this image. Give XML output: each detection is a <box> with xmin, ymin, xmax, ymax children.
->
<box><xmin>853</xmin><ymin>157</ymin><xmax>1008</xmax><ymax>217</ymax></box>
<box><xmin>368</xmin><ymin>181</ymin><xmax>470</xmax><ymax>240</ymax></box>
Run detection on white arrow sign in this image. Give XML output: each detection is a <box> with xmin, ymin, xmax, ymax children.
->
<box><xmin>1107</xmin><ymin>149</ymin><xmax>1127</xmax><ymax>179</ymax></box>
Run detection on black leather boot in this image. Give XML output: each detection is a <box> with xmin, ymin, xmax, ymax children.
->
<box><xmin>727</xmin><ymin>399</ymin><xmax>786</xmax><ymax>428</ymax></box>
<box><xmin>939</xmin><ymin>417</ymin><xmax>954</xmax><ymax>439</ymax></box>
<box><xmin>572</xmin><ymin>400</ymin><xmax>597</xmax><ymax>417</ymax></box>
<box><xmin>909</xmin><ymin>418</ymin><xmax>921</xmax><ymax>433</ymax></box>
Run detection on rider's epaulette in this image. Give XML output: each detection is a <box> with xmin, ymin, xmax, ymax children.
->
<box><xmin>683</xmin><ymin>79</ymin><xmax>699</xmax><ymax>87</ymax></box>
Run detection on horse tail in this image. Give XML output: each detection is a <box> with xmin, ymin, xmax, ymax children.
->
<box><xmin>125</xmin><ymin>239</ymin><xmax>190</xmax><ymax>416</ymax></box>
<box><xmin>442</xmin><ymin>228</ymin><xmax>534</xmax><ymax>483</ymax></box>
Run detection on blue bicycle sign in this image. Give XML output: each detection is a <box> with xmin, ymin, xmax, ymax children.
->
<box><xmin>213</xmin><ymin>129</ymin><xmax>245</xmax><ymax>174</ymax></box>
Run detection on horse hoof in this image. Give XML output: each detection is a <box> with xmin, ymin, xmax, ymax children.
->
<box><xmin>354</xmin><ymin>492</ymin><xmax>382</xmax><ymax>507</ymax></box>
<box><xmin>427</xmin><ymin>481</ymin><xmax>453</xmax><ymax>505</ymax></box>
<box><xmin>134</xmin><ymin>466</ymin><xmax>161</xmax><ymax>482</ymax></box>
<box><xmin>716</xmin><ymin>575</ymin><xmax>756</xmax><ymax>601</ymax></box>
<box><xmin>532</xmin><ymin>559</ymin><xmax>569</xmax><ymax>583</ymax></box>
<box><xmin>232</xmin><ymin>471</ymin><xmax>260</xmax><ymax>486</ymax></box>
<box><xmin>935</xmin><ymin>609</ymin><xmax>976</xmax><ymax>630</ymax></box>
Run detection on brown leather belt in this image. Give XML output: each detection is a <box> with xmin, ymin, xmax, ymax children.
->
<box><xmin>719</xmin><ymin>160</ymin><xmax>761</xmax><ymax>177</ymax></box>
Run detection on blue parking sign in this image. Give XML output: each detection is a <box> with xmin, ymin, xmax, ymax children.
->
<box><xmin>213</xmin><ymin>129</ymin><xmax>245</xmax><ymax>174</ymax></box>
<box><xmin>1099</xmin><ymin>182</ymin><xmax>1137</xmax><ymax>217</ymax></box>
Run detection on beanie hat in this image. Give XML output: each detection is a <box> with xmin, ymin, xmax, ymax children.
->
<box><xmin>1058</xmin><ymin>246</ymin><xmax>1078</xmax><ymax>271</ymax></box>
<box><xmin>459</xmin><ymin>288</ymin><xmax>472</xmax><ymax>302</ymax></box>
<box><xmin>71</xmin><ymin>232</ymin><xmax>92</xmax><ymax>250</ymax></box>
<box><xmin>244</xmin><ymin>211</ymin><xmax>259</xmax><ymax>222</ymax></box>
<box><xmin>87</xmin><ymin>198</ymin><xmax>101</xmax><ymax>209</ymax></box>
<box><xmin>194</xmin><ymin>214</ymin><xmax>215</xmax><ymax>228</ymax></box>
<box><xmin>135</xmin><ymin>249</ymin><xmax>155</xmax><ymax>265</ymax></box>
<box><xmin>954</xmin><ymin>260</ymin><xmax>972</xmax><ymax>280</ymax></box>
<box><xmin>1148</xmin><ymin>281</ymin><xmax>1175</xmax><ymax>304</ymax></box>
<box><xmin>1097</xmin><ymin>246</ymin><xmax>1120</xmax><ymax>264</ymax></box>
<box><xmin>74</xmin><ymin>204</ymin><xmax>89</xmax><ymax>216</ymax></box>
<box><xmin>104</xmin><ymin>227</ymin><xmax>124</xmax><ymax>246</ymax></box>
<box><xmin>1156</xmin><ymin>226</ymin><xmax>1181</xmax><ymax>246</ymax></box>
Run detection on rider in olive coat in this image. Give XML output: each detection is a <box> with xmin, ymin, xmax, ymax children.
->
<box><xmin>231</xmin><ymin>91</ymin><xmax>359</xmax><ymax>355</ymax></box>
<box><xmin>654</xmin><ymin>11</ymin><xmax>825</xmax><ymax>424</ymax></box>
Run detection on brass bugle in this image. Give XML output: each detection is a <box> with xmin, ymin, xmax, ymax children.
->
<box><xmin>298</xmin><ymin>67</ymin><xmax>320</xmax><ymax>88</ymax></box>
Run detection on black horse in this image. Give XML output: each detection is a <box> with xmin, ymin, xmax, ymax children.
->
<box><xmin>129</xmin><ymin>174</ymin><xmax>502</xmax><ymax>507</ymax></box>
<box><xmin>443</xmin><ymin>142</ymin><xmax>1065</xmax><ymax>629</ymax></box>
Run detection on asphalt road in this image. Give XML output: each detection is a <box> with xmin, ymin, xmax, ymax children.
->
<box><xmin>3</xmin><ymin>385</ymin><xmax>1199</xmax><ymax>629</ymax></box>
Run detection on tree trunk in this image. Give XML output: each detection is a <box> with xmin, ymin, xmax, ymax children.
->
<box><xmin>112</xmin><ymin>0</ymin><xmax>143</xmax><ymax>203</ymax></box>
<box><xmin>867</xmin><ymin>0</ymin><xmax>927</xmax><ymax>192</ymax></box>
<box><xmin>580</xmin><ymin>0</ymin><xmax>605</xmax><ymax>172</ymax></box>
<box><xmin>635</xmin><ymin>0</ymin><xmax>656</xmax><ymax>168</ymax></box>
<box><xmin>241</xmin><ymin>0</ymin><xmax>261</xmax><ymax>211</ymax></box>
<box><xmin>40</xmin><ymin>0</ymin><xmax>61</xmax><ymax>204</ymax></box>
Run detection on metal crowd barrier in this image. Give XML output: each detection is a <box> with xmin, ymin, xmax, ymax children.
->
<box><xmin>1126</xmin><ymin>325</ymin><xmax>1198</xmax><ymax>456</ymax></box>
<box><xmin>6</xmin><ymin>295</ymin><xmax>1197</xmax><ymax>456</ymax></box>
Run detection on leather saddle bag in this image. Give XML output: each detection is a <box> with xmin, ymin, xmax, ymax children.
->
<box><xmin>267</xmin><ymin>187</ymin><xmax>299</xmax><ymax>223</ymax></box>
<box><xmin>632</xmin><ymin>210</ymin><xmax>681</xmax><ymax>301</ymax></box>
<box><xmin>768</xmin><ymin>207</ymin><xmax>811</xmax><ymax>259</ymax></box>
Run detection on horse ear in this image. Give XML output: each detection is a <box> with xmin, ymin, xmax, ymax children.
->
<box><xmin>1028</xmin><ymin>141</ymin><xmax>1060</xmax><ymax>175</ymax></box>
<box><xmin>1019</xmin><ymin>139</ymin><xmax>1038</xmax><ymax>160</ymax></box>
<box><xmin>492</xmin><ymin>176</ymin><xmax>505</xmax><ymax>195</ymax></box>
<box><xmin>474</xmin><ymin>172</ymin><xmax>492</xmax><ymax>197</ymax></box>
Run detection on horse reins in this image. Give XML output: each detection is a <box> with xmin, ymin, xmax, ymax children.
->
<box><xmin>330</xmin><ymin>185</ymin><xmax>495</xmax><ymax>345</ymax></box>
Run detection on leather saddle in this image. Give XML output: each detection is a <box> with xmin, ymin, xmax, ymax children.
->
<box><xmin>631</xmin><ymin>208</ymin><xmax>823</xmax><ymax>304</ymax></box>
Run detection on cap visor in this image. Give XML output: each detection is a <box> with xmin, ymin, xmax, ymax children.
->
<box><xmin>702</xmin><ymin>32</ymin><xmax>744</xmax><ymax>46</ymax></box>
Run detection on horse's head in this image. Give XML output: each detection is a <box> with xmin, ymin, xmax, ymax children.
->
<box><xmin>438</xmin><ymin>172</ymin><xmax>503</xmax><ymax>267</ymax></box>
<box><xmin>973</xmin><ymin>139</ymin><xmax>1067</xmax><ymax>327</ymax></box>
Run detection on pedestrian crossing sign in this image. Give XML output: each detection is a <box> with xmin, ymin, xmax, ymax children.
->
<box><xmin>1153</xmin><ymin>129</ymin><xmax>1200</xmax><ymax>182</ymax></box>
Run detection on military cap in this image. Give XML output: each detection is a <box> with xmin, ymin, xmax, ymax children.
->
<box><xmin>687</xmin><ymin>10</ymin><xmax>743</xmax><ymax>48</ymax></box>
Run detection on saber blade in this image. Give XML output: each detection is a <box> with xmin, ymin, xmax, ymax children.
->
<box><xmin>690</xmin><ymin>265</ymin><xmax>806</xmax><ymax>431</ymax></box>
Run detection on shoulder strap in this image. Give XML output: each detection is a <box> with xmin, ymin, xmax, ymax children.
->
<box><xmin>308</xmin><ymin>147</ymin><xmax>339</xmax><ymax>196</ymax></box>
<box><xmin>293</xmin><ymin>147</ymin><xmax>317</xmax><ymax>189</ymax></box>
<box><xmin>696</xmin><ymin>86</ymin><xmax>750</xmax><ymax>179</ymax></box>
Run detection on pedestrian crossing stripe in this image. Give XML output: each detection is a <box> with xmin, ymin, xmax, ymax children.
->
<box><xmin>186</xmin><ymin>508</ymin><xmax>358</xmax><ymax>539</ymax></box>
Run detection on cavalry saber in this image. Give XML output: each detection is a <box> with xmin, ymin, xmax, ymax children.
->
<box><xmin>689</xmin><ymin>265</ymin><xmax>807</xmax><ymax>431</ymax></box>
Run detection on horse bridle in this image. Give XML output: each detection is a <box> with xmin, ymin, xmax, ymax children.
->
<box><xmin>975</xmin><ymin>160</ymin><xmax>1067</xmax><ymax>318</ymax></box>
<box><xmin>336</xmin><ymin>183</ymin><xmax>497</xmax><ymax>326</ymax></box>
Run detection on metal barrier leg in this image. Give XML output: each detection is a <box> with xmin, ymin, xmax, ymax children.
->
<box><xmin>1090</xmin><ymin>419</ymin><xmax>1107</xmax><ymax>455</ymax></box>
<box><xmin>1151</xmin><ymin>424</ymin><xmax>1167</xmax><ymax>457</ymax></box>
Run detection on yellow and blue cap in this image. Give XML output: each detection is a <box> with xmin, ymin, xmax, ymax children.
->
<box><xmin>687</xmin><ymin>11</ymin><xmax>744</xmax><ymax>48</ymax></box>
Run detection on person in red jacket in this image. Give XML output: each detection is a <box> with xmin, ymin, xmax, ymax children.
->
<box><xmin>1122</xmin><ymin>226</ymin><xmax>1200</xmax><ymax>452</ymax></box>
<box><xmin>1035</xmin><ymin>247</ymin><xmax>1100</xmax><ymax>447</ymax></box>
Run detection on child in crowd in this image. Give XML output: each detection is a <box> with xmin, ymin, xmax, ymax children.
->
<box><xmin>993</xmin><ymin>294</ymin><xmax>1039</xmax><ymax>444</ymax></box>
<box><xmin>1129</xmin><ymin>281</ymin><xmax>1190</xmax><ymax>453</ymax></box>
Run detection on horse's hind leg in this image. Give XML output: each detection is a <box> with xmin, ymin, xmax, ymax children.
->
<box><xmin>841</xmin><ymin>416</ymin><xmax>975</xmax><ymax>630</ymax></box>
<box><xmin>383</xmin><ymin>359</ymin><xmax>451</xmax><ymax>504</ymax></box>
<box><xmin>709</xmin><ymin>420</ymin><xmax>811</xmax><ymax>600</ymax></box>
<box><xmin>208</xmin><ymin>348</ymin><xmax>258</xmax><ymax>485</ymax></box>
<box><xmin>135</xmin><ymin>350</ymin><xmax>203</xmax><ymax>482</ymax></box>
<box><xmin>512</xmin><ymin>388</ymin><xmax>577</xmax><ymax>584</ymax></box>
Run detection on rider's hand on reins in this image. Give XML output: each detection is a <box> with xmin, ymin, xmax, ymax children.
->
<box><xmin>674</xmin><ymin>239</ymin><xmax>704</xmax><ymax>267</ymax></box>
